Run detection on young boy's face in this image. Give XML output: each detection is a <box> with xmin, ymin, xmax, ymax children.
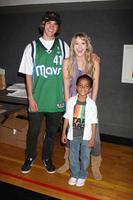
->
<box><xmin>76</xmin><ymin>78</ymin><xmax>91</xmax><ymax>96</ymax></box>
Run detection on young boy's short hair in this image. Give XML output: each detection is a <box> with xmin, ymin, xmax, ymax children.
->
<box><xmin>76</xmin><ymin>74</ymin><xmax>93</xmax><ymax>88</ymax></box>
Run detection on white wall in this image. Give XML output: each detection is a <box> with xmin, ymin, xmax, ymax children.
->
<box><xmin>0</xmin><ymin>0</ymin><xmax>111</xmax><ymax>7</ymax></box>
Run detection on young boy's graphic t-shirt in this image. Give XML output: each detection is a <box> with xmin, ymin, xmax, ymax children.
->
<box><xmin>73</xmin><ymin>100</ymin><xmax>86</xmax><ymax>137</ymax></box>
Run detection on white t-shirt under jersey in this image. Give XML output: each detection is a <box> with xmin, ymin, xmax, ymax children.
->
<box><xmin>19</xmin><ymin>37</ymin><xmax>69</xmax><ymax>75</ymax></box>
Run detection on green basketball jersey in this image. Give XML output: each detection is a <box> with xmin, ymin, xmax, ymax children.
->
<box><xmin>32</xmin><ymin>38</ymin><xmax>65</xmax><ymax>112</ymax></box>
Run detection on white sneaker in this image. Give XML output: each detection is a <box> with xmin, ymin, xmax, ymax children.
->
<box><xmin>68</xmin><ymin>177</ymin><xmax>77</xmax><ymax>186</ymax></box>
<box><xmin>76</xmin><ymin>178</ymin><xmax>86</xmax><ymax>187</ymax></box>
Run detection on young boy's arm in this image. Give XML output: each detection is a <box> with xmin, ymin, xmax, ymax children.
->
<box><xmin>88</xmin><ymin>123</ymin><xmax>97</xmax><ymax>147</ymax></box>
<box><xmin>61</xmin><ymin>118</ymin><xmax>69</xmax><ymax>144</ymax></box>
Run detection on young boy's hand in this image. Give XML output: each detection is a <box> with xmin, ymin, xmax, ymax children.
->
<box><xmin>61</xmin><ymin>133</ymin><xmax>67</xmax><ymax>144</ymax></box>
<box><xmin>88</xmin><ymin>138</ymin><xmax>95</xmax><ymax>147</ymax></box>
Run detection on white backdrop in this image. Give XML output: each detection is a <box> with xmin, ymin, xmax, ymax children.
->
<box><xmin>0</xmin><ymin>0</ymin><xmax>111</xmax><ymax>7</ymax></box>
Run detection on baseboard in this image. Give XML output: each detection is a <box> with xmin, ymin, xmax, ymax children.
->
<box><xmin>100</xmin><ymin>133</ymin><xmax>133</xmax><ymax>147</ymax></box>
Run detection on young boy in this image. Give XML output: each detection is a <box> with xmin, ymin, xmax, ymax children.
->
<box><xmin>61</xmin><ymin>74</ymin><xmax>98</xmax><ymax>187</ymax></box>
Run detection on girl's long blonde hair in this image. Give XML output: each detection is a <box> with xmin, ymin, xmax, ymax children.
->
<box><xmin>68</xmin><ymin>32</ymin><xmax>94</xmax><ymax>78</ymax></box>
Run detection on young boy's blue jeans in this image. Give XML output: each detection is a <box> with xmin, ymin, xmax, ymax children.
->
<box><xmin>67</xmin><ymin>124</ymin><xmax>101</xmax><ymax>156</ymax></box>
<box><xmin>69</xmin><ymin>136</ymin><xmax>91</xmax><ymax>179</ymax></box>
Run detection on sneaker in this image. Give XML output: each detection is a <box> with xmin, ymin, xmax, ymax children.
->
<box><xmin>21</xmin><ymin>157</ymin><xmax>34</xmax><ymax>174</ymax></box>
<box><xmin>43</xmin><ymin>159</ymin><xmax>56</xmax><ymax>174</ymax></box>
<box><xmin>68</xmin><ymin>177</ymin><xmax>77</xmax><ymax>186</ymax></box>
<box><xmin>76</xmin><ymin>178</ymin><xmax>86</xmax><ymax>187</ymax></box>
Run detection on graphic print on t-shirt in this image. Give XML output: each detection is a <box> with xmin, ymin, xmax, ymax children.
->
<box><xmin>73</xmin><ymin>101</ymin><xmax>86</xmax><ymax>128</ymax></box>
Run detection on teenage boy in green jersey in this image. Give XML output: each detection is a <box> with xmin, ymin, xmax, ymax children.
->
<box><xmin>19</xmin><ymin>11</ymin><xmax>69</xmax><ymax>174</ymax></box>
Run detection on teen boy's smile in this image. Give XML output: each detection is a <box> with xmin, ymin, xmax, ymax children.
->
<box><xmin>44</xmin><ymin>21</ymin><xmax>58</xmax><ymax>40</ymax></box>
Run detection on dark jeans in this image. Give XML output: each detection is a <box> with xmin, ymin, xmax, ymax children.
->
<box><xmin>25</xmin><ymin>112</ymin><xmax>63</xmax><ymax>162</ymax></box>
<box><xmin>91</xmin><ymin>123</ymin><xmax>101</xmax><ymax>156</ymax></box>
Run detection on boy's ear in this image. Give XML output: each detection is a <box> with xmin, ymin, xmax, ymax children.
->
<box><xmin>89</xmin><ymin>88</ymin><xmax>92</xmax><ymax>92</ymax></box>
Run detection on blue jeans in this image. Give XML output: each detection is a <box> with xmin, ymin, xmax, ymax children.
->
<box><xmin>69</xmin><ymin>136</ymin><xmax>91</xmax><ymax>179</ymax></box>
<box><xmin>67</xmin><ymin>124</ymin><xmax>101</xmax><ymax>156</ymax></box>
